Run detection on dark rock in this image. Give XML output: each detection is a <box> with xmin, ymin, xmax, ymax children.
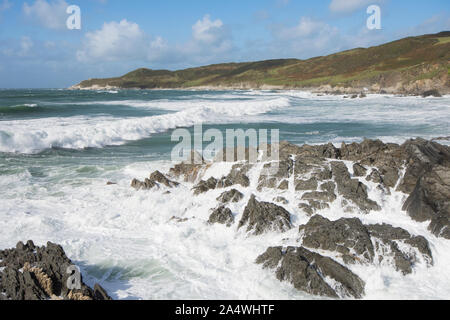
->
<box><xmin>353</xmin><ymin>163</ymin><xmax>367</xmax><ymax>177</ymax></box>
<box><xmin>208</xmin><ymin>206</ymin><xmax>234</xmax><ymax>227</ymax></box>
<box><xmin>131</xmin><ymin>171</ymin><xmax>179</xmax><ymax>190</ymax></box>
<box><xmin>299</xmin><ymin>215</ymin><xmax>374</xmax><ymax>264</ymax></box>
<box><xmin>273</xmin><ymin>197</ymin><xmax>289</xmax><ymax>205</ymax></box>
<box><xmin>400</xmin><ymin>139</ymin><xmax>450</xmax><ymax>238</ymax></box>
<box><xmin>256</xmin><ymin>246</ymin><xmax>365</xmax><ymax>299</ymax></box>
<box><xmin>217</xmin><ymin>189</ymin><xmax>244</xmax><ymax>204</ymax></box>
<box><xmin>302</xmin><ymin>191</ymin><xmax>336</xmax><ymax>203</ymax></box>
<box><xmin>366</xmin><ymin>169</ymin><xmax>383</xmax><ymax>184</ymax></box>
<box><xmin>0</xmin><ymin>241</ymin><xmax>111</xmax><ymax>300</ymax></box>
<box><xmin>298</xmin><ymin>203</ymin><xmax>314</xmax><ymax>216</ymax></box>
<box><xmin>331</xmin><ymin>161</ymin><xmax>381</xmax><ymax>213</ymax></box>
<box><xmin>320</xmin><ymin>181</ymin><xmax>336</xmax><ymax>194</ymax></box>
<box><xmin>422</xmin><ymin>89</ymin><xmax>442</xmax><ymax>98</ymax></box>
<box><xmin>298</xmin><ymin>216</ymin><xmax>433</xmax><ymax>274</ymax></box>
<box><xmin>238</xmin><ymin>195</ymin><xmax>292</xmax><ymax>235</ymax></box>
<box><xmin>93</xmin><ymin>284</ymin><xmax>112</xmax><ymax>301</ymax></box>
<box><xmin>295</xmin><ymin>178</ymin><xmax>318</xmax><ymax>191</ymax></box>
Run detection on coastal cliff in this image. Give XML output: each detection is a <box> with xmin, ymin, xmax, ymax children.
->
<box><xmin>72</xmin><ymin>32</ymin><xmax>450</xmax><ymax>95</ymax></box>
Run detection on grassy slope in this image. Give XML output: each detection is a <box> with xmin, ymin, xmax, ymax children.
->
<box><xmin>75</xmin><ymin>32</ymin><xmax>450</xmax><ymax>92</ymax></box>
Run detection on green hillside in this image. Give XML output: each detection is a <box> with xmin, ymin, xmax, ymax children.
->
<box><xmin>73</xmin><ymin>32</ymin><xmax>450</xmax><ymax>94</ymax></box>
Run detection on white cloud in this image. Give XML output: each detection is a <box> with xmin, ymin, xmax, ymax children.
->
<box><xmin>192</xmin><ymin>15</ymin><xmax>225</xmax><ymax>44</ymax></box>
<box><xmin>77</xmin><ymin>19</ymin><xmax>151</xmax><ymax>62</ymax></box>
<box><xmin>329</xmin><ymin>0</ymin><xmax>374</xmax><ymax>13</ymax></box>
<box><xmin>23</xmin><ymin>0</ymin><xmax>68</xmax><ymax>30</ymax></box>
<box><xmin>77</xmin><ymin>15</ymin><xmax>232</xmax><ymax>65</ymax></box>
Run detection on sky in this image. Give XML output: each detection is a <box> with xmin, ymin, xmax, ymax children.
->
<box><xmin>0</xmin><ymin>0</ymin><xmax>449</xmax><ymax>88</ymax></box>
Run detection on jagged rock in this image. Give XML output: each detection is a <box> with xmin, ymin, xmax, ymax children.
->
<box><xmin>194</xmin><ymin>166</ymin><xmax>250</xmax><ymax>195</ymax></box>
<box><xmin>400</xmin><ymin>139</ymin><xmax>450</xmax><ymax>239</ymax></box>
<box><xmin>353</xmin><ymin>163</ymin><xmax>367</xmax><ymax>177</ymax></box>
<box><xmin>217</xmin><ymin>189</ymin><xmax>244</xmax><ymax>204</ymax></box>
<box><xmin>422</xmin><ymin>89</ymin><xmax>442</xmax><ymax>97</ymax></box>
<box><xmin>273</xmin><ymin>196</ymin><xmax>289</xmax><ymax>205</ymax></box>
<box><xmin>366</xmin><ymin>169</ymin><xmax>383</xmax><ymax>184</ymax></box>
<box><xmin>0</xmin><ymin>241</ymin><xmax>111</xmax><ymax>300</ymax></box>
<box><xmin>258</xmin><ymin>159</ymin><xmax>292</xmax><ymax>190</ymax></box>
<box><xmin>299</xmin><ymin>215</ymin><xmax>374</xmax><ymax>264</ymax></box>
<box><xmin>295</xmin><ymin>178</ymin><xmax>318</xmax><ymax>191</ymax></box>
<box><xmin>301</xmin><ymin>191</ymin><xmax>336</xmax><ymax>203</ymax></box>
<box><xmin>131</xmin><ymin>171</ymin><xmax>179</xmax><ymax>190</ymax></box>
<box><xmin>320</xmin><ymin>181</ymin><xmax>336</xmax><ymax>194</ymax></box>
<box><xmin>238</xmin><ymin>195</ymin><xmax>292</xmax><ymax>235</ymax></box>
<box><xmin>277</xmin><ymin>180</ymin><xmax>289</xmax><ymax>190</ymax></box>
<box><xmin>256</xmin><ymin>246</ymin><xmax>365</xmax><ymax>299</ymax></box>
<box><xmin>331</xmin><ymin>161</ymin><xmax>381</xmax><ymax>213</ymax></box>
<box><xmin>298</xmin><ymin>216</ymin><xmax>433</xmax><ymax>274</ymax></box>
<box><xmin>170</xmin><ymin>216</ymin><xmax>189</xmax><ymax>223</ymax></box>
<box><xmin>208</xmin><ymin>206</ymin><xmax>234</xmax><ymax>227</ymax></box>
<box><xmin>298</xmin><ymin>203</ymin><xmax>314</xmax><ymax>216</ymax></box>
<box><xmin>193</xmin><ymin>177</ymin><xmax>220</xmax><ymax>195</ymax></box>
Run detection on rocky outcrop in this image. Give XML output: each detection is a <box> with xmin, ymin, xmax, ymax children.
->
<box><xmin>299</xmin><ymin>215</ymin><xmax>433</xmax><ymax>274</ymax></box>
<box><xmin>193</xmin><ymin>168</ymin><xmax>250</xmax><ymax>195</ymax></box>
<box><xmin>208</xmin><ymin>206</ymin><xmax>234</xmax><ymax>227</ymax></box>
<box><xmin>217</xmin><ymin>189</ymin><xmax>244</xmax><ymax>204</ymax></box>
<box><xmin>330</xmin><ymin>161</ymin><xmax>381</xmax><ymax>213</ymax></box>
<box><xmin>238</xmin><ymin>195</ymin><xmax>292</xmax><ymax>235</ymax></box>
<box><xmin>131</xmin><ymin>170</ymin><xmax>179</xmax><ymax>190</ymax></box>
<box><xmin>0</xmin><ymin>241</ymin><xmax>111</xmax><ymax>300</ymax></box>
<box><xmin>400</xmin><ymin>139</ymin><xmax>450</xmax><ymax>239</ymax></box>
<box><xmin>256</xmin><ymin>246</ymin><xmax>365</xmax><ymax>299</ymax></box>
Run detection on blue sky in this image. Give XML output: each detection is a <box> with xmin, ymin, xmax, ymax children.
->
<box><xmin>0</xmin><ymin>0</ymin><xmax>448</xmax><ymax>88</ymax></box>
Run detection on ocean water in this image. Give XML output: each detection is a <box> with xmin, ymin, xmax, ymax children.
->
<box><xmin>0</xmin><ymin>89</ymin><xmax>449</xmax><ymax>300</ymax></box>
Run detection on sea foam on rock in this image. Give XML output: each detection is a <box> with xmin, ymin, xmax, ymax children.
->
<box><xmin>0</xmin><ymin>241</ymin><xmax>111</xmax><ymax>300</ymax></box>
<box><xmin>128</xmin><ymin>138</ymin><xmax>449</xmax><ymax>299</ymax></box>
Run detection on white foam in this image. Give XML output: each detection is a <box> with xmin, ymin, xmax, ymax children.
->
<box><xmin>0</xmin><ymin>158</ymin><xmax>449</xmax><ymax>300</ymax></box>
<box><xmin>0</xmin><ymin>97</ymin><xmax>290</xmax><ymax>154</ymax></box>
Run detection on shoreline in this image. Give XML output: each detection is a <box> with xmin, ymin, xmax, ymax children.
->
<box><xmin>68</xmin><ymin>84</ymin><xmax>448</xmax><ymax>97</ymax></box>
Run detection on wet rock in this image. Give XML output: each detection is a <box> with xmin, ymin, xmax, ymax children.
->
<box><xmin>277</xmin><ymin>180</ymin><xmax>289</xmax><ymax>190</ymax></box>
<box><xmin>170</xmin><ymin>216</ymin><xmax>189</xmax><ymax>223</ymax></box>
<box><xmin>193</xmin><ymin>177</ymin><xmax>220</xmax><ymax>195</ymax></box>
<box><xmin>366</xmin><ymin>169</ymin><xmax>383</xmax><ymax>184</ymax></box>
<box><xmin>301</xmin><ymin>191</ymin><xmax>336</xmax><ymax>203</ymax></box>
<box><xmin>299</xmin><ymin>215</ymin><xmax>374</xmax><ymax>264</ymax></box>
<box><xmin>273</xmin><ymin>197</ymin><xmax>289</xmax><ymax>205</ymax></box>
<box><xmin>331</xmin><ymin>161</ymin><xmax>381</xmax><ymax>213</ymax></box>
<box><xmin>298</xmin><ymin>216</ymin><xmax>433</xmax><ymax>274</ymax></box>
<box><xmin>400</xmin><ymin>139</ymin><xmax>450</xmax><ymax>238</ymax></box>
<box><xmin>238</xmin><ymin>195</ymin><xmax>292</xmax><ymax>235</ymax></box>
<box><xmin>422</xmin><ymin>89</ymin><xmax>442</xmax><ymax>97</ymax></box>
<box><xmin>217</xmin><ymin>189</ymin><xmax>244</xmax><ymax>204</ymax></box>
<box><xmin>256</xmin><ymin>246</ymin><xmax>365</xmax><ymax>299</ymax></box>
<box><xmin>298</xmin><ymin>203</ymin><xmax>314</xmax><ymax>216</ymax></box>
<box><xmin>320</xmin><ymin>181</ymin><xmax>336</xmax><ymax>194</ymax></box>
<box><xmin>131</xmin><ymin>171</ymin><xmax>179</xmax><ymax>190</ymax></box>
<box><xmin>0</xmin><ymin>241</ymin><xmax>111</xmax><ymax>300</ymax></box>
<box><xmin>208</xmin><ymin>206</ymin><xmax>234</xmax><ymax>227</ymax></box>
<box><xmin>258</xmin><ymin>159</ymin><xmax>292</xmax><ymax>190</ymax></box>
<box><xmin>295</xmin><ymin>178</ymin><xmax>318</xmax><ymax>191</ymax></box>
<box><xmin>353</xmin><ymin>163</ymin><xmax>367</xmax><ymax>177</ymax></box>
<box><xmin>149</xmin><ymin>171</ymin><xmax>180</xmax><ymax>188</ymax></box>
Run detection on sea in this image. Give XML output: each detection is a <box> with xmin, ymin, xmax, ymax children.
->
<box><xmin>0</xmin><ymin>89</ymin><xmax>449</xmax><ymax>299</ymax></box>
